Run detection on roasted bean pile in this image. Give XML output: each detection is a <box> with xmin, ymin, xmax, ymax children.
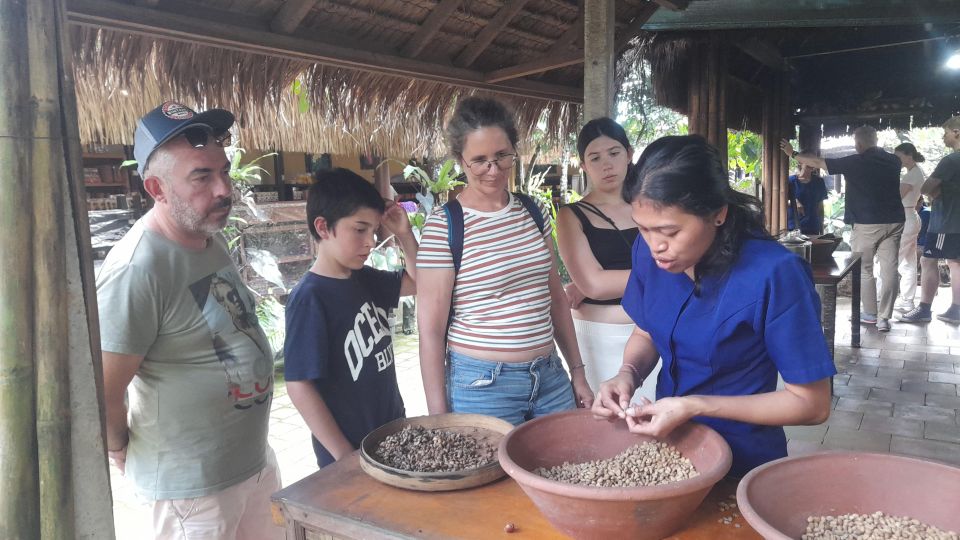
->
<box><xmin>803</xmin><ymin>512</ymin><xmax>959</xmax><ymax>540</ymax></box>
<box><xmin>535</xmin><ymin>442</ymin><xmax>698</xmax><ymax>487</ymax></box>
<box><xmin>374</xmin><ymin>425</ymin><xmax>496</xmax><ymax>472</ymax></box>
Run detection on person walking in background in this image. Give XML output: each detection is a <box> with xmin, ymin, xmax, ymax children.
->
<box><xmin>899</xmin><ymin>116</ymin><xmax>960</xmax><ymax>324</ymax></box>
<box><xmin>893</xmin><ymin>143</ymin><xmax>926</xmax><ymax>312</ymax></box>
<box><xmin>782</xmin><ymin>126</ymin><xmax>904</xmax><ymax>332</ymax></box>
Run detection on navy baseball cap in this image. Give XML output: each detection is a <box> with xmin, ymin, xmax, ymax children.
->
<box><xmin>133</xmin><ymin>101</ymin><xmax>234</xmax><ymax>176</ymax></box>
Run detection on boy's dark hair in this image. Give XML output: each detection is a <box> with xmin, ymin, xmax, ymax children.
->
<box><xmin>307</xmin><ymin>168</ymin><xmax>385</xmax><ymax>240</ymax></box>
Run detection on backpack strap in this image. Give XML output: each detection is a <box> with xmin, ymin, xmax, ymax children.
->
<box><xmin>513</xmin><ymin>192</ymin><xmax>547</xmax><ymax>235</ymax></box>
<box><xmin>442</xmin><ymin>198</ymin><xmax>465</xmax><ymax>274</ymax></box>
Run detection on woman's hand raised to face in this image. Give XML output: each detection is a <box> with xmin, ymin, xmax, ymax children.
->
<box><xmin>591</xmin><ymin>371</ymin><xmax>636</xmax><ymax>421</ymax></box>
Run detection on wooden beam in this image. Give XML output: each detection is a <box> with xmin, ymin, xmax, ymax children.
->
<box><xmin>401</xmin><ymin>0</ymin><xmax>462</xmax><ymax>58</ymax></box>
<box><xmin>66</xmin><ymin>0</ymin><xmax>582</xmax><ymax>102</ymax></box>
<box><xmin>653</xmin><ymin>0</ymin><xmax>688</xmax><ymax>11</ymax></box>
<box><xmin>270</xmin><ymin>0</ymin><xmax>318</xmax><ymax>35</ymax></box>
<box><xmin>736</xmin><ymin>37</ymin><xmax>784</xmax><ymax>70</ymax></box>
<box><xmin>485</xmin><ymin>2</ymin><xmax>657</xmax><ymax>84</ymax></box>
<box><xmin>485</xmin><ymin>51</ymin><xmax>582</xmax><ymax>83</ymax></box>
<box><xmin>548</xmin><ymin>16</ymin><xmax>583</xmax><ymax>54</ymax></box>
<box><xmin>454</xmin><ymin>0</ymin><xmax>529</xmax><ymax>68</ymax></box>
<box><xmin>644</xmin><ymin>0</ymin><xmax>960</xmax><ymax>31</ymax></box>
<box><xmin>614</xmin><ymin>2</ymin><xmax>659</xmax><ymax>52</ymax></box>
<box><xmin>583</xmin><ymin>0</ymin><xmax>615</xmax><ymax>120</ymax></box>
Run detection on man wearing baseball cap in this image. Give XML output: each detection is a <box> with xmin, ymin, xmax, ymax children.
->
<box><xmin>97</xmin><ymin>102</ymin><xmax>282</xmax><ymax>539</ymax></box>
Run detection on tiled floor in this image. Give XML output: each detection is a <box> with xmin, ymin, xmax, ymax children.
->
<box><xmin>111</xmin><ymin>292</ymin><xmax>960</xmax><ymax>538</ymax></box>
<box><xmin>786</xmin><ymin>292</ymin><xmax>960</xmax><ymax>466</ymax></box>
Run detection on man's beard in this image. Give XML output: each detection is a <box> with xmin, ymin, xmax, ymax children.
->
<box><xmin>168</xmin><ymin>192</ymin><xmax>232</xmax><ymax>235</ymax></box>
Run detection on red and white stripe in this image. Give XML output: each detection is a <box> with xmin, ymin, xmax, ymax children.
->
<box><xmin>416</xmin><ymin>193</ymin><xmax>555</xmax><ymax>352</ymax></box>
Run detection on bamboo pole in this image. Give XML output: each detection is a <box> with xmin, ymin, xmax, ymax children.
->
<box><xmin>761</xmin><ymin>77</ymin><xmax>773</xmax><ymax>232</ymax></box>
<box><xmin>687</xmin><ymin>42</ymin><xmax>702</xmax><ymax>136</ymax></box>
<box><xmin>28</xmin><ymin>0</ymin><xmax>75</xmax><ymax>537</ymax></box>
<box><xmin>56</xmin><ymin>0</ymin><xmax>115</xmax><ymax>532</ymax></box>
<box><xmin>0</xmin><ymin>0</ymin><xmax>41</xmax><ymax>536</ymax></box>
<box><xmin>778</xmin><ymin>73</ymin><xmax>791</xmax><ymax>233</ymax></box>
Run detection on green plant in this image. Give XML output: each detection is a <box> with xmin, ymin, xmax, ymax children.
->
<box><xmin>402</xmin><ymin>159</ymin><xmax>465</xmax><ymax>196</ymax></box>
<box><xmin>728</xmin><ymin>130</ymin><xmax>762</xmax><ymax>195</ymax></box>
<box><xmin>223</xmin><ymin>148</ymin><xmax>277</xmax><ymax>251</ymax></box>
<box><xmin>256</xmin><ymin>295</ymin><xmax>286</xmax><ymax>365</ymax></box>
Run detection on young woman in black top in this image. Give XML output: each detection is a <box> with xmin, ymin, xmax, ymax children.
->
<box><xmin>557</xmin><ymin>118</ymin><xmax>660</xmax><ymax>401</ymax></box>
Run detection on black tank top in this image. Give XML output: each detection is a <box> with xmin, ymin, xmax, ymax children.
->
<box><xmin>567</xmin><ymin>202</ymin><xmax>639</xmax><ymax>305</ymax></box>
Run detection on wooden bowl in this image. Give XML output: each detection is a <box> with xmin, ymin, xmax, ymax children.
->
<box><xmin>359</xmin><ymin>413</ymin><xmax>514</xmax><ymax>492</ymax></box>
<box><xmin>737</xmin><ymin>451</ymin><xmax>960</xmax><ymax>539</ymax></box>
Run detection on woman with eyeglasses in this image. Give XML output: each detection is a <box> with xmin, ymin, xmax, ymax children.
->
<box><xmin>416</xmin><ymin>97</ymin><xmax>594</xmax><ymax>424</ymax></box>
<box><xmin>556</xmin><ymin>118</ymin><xmax>660</xmax><ymax>403</ymax></box>
<box><xmin>591</xmin><ymin>135</ymin><xmax>835</xmax><ymax>477</ymax></box>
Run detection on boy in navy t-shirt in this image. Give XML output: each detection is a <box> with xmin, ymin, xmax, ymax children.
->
<box><xmin>284</xmin><ymin>168</ymin><xmax>417</xmax><ymax>467</ymax></box>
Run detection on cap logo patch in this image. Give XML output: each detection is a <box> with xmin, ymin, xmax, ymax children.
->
<box><xmin>161</xmin><ymin>101</ymin><xmax>195</xmax><ymax>120</ymax></box>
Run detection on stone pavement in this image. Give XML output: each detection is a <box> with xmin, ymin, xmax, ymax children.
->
<box><xmin>111</xmin><ymin>297</ymin><xmax>960</xmax><ymax>538</ymax></box>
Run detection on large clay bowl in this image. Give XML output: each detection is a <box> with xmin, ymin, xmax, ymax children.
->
<box><xmin>360</xmin><ymin>413</ymin><xmax>513</xmax><ymax>492</ymax></box>
<box><xmin>498</xmin><ymin>409</ymin><xmax>732</xmax><ymax>540</ymax></box>
<box><xmin>737</xmin><ymin>451</ymin><xmax>960</xmax><ymax>539</ymax></box>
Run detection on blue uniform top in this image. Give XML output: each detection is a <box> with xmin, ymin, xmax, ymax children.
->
<box><xmin>622</xmin><ymin>236</ymin><xmax>836</xmax><ymax>477</ymax></box>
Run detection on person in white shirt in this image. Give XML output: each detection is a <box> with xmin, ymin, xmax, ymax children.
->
<box><xmin>893</xmin><ymin>142</ymin><xmax>926</xmax><ymax>312</ymax></box>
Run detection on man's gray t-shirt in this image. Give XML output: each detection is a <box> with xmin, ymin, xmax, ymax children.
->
<box><xmin>97</xmin><ymin>219</ymin><xmax>273</xmax><ymax>500</ymax></box>
<box><xmin>929</xmin><ymin>151</ymin><xmax>960</xmax><ymax>234</ymax></box>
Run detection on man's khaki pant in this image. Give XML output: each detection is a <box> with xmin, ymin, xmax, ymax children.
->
<box><xmin>152</xmin><ymin>450</ymin><xmax>283</xmax><ymax>540</ymax></box>
<box><xmin>851</xmin><ymin>222</ymin><xmax>904</xmax><ymax>320</ymax></box>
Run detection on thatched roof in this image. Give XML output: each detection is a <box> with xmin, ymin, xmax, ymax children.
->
<box><xmin>67</xmin><ymin>0</ymin><xmax>659</xmax><ymax>158</ymax></box>
<box><xmin>72</xmin><ymin>27</ymin><xmax>578</xmax><ymax>157</ymax></box>
<box><xmin>624</xmin><ymin>2</ymin><xmax>960</xmax><ymax>138</ymax></box>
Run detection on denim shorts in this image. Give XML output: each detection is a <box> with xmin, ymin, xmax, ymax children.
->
<box><xmin>446</xmin><ymin>349</ymin><xmax>576</xmax><ymax>426</ymax></box>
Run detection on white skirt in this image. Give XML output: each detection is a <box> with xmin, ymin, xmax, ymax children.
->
<box><xmin>572</xmin><ymin>318</ymin><xmax>661</xmax><ymax>403</ymax></box>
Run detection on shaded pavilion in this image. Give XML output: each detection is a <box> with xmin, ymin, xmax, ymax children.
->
<box><xmin>2</xmin><ymin>1</ymin><xmax>960</xmax><ymax>538</ymax></box>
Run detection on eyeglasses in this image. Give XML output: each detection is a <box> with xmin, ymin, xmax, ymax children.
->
<box><xmin>465</xmin><ymin>153</ymin><xmax>517</xmax><ymax>175</ymax></box>
<box><xmin>182</xmin><ymin>126</ymin><xmax>232</xmax><ymax>148</ymax></box>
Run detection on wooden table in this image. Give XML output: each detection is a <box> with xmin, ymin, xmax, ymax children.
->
<box><xmin>811</xmin><ymin>252</ymin><xmax>862</xmax><ymax>360</ymax></box>
<box><xmin>271</xmin><ymin>454</ymin><xmax>760</xmax><ymax>539</ymax></box>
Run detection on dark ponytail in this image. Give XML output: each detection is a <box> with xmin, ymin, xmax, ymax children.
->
<box><xmin>894</xmin><ymin>142</ymin><xmax>925</xmax><ymax>163</ymax></box>
<box><xmin>623</xmin><ymin>135</ymin><xmax>770</xmax><ymax>288</ymax></box>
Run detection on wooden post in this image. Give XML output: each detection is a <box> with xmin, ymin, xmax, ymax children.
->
<box><xmin>777</xmin><ymin>73</ymin><xmax>791</xmax><ymax>233</ymax></box>
<box><xmin>29</xmin><ymin>0</ymin><xmax>75</xmax><ymax>536</ymax></box>
<box><xmin>0</xmin><ymin>1</ymin><xmax>41</xmax><ymax>536</ymax></box>
<box><xmin>583</xmin><ymin>0</ymin><xmax>615</xmax><ymax>120</ymax></box>
<box><xmin>687</xmin><ymin>33</ymin><xmax>727</xmax><ymax>165</ymax></box>
<box><xmin>1</xmin><ymin>0</ymin><xmax>114</xmax><ymax>537</ymax></box>
<box><xmin>761</xmin><ymin>86</ymin><xmax>773</xmax><ymax>232</ymax></box>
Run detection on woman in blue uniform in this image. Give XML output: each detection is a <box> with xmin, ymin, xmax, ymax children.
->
<box><xmin>592</xmin><ymin>135</ymin><xmax>835</xmax><ymax>477</ymax></box>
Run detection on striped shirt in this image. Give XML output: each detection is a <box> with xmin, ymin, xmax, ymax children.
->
<box><xmin>416</xmin><ymin>193</ymin><xmax>555</xmax><ymax>352</ymax></box>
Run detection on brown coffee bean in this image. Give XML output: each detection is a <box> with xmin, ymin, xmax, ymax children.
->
<box><xmin>375</xmin><ymin>425</ymin><xmax>495</xmax><ymax>473</ymax></box>
<box><xmin>533</xmin><ymin>442</ymin><xmax>698</xmax><ymax>488</ymax></box>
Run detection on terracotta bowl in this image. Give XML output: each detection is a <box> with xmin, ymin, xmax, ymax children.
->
<box><xmin>498</xmin><ymin>409</ymin><xmax>732</xmax><ymax>540</ymax></box>
<box><xmin>737</xmin><ymin>451</ymin><xmax>960</xmax><ymax>539</ymax></box>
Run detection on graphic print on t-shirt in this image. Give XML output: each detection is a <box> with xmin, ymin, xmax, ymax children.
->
<box><xmin>344</xmin><ymin>301</ymin><xmax>394</xmax><ymax>381</ymax></box>
<box><xmin>190</xmin><ymin>269</ymin><xmax>273</xmax><ymax>409</ymax></box>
